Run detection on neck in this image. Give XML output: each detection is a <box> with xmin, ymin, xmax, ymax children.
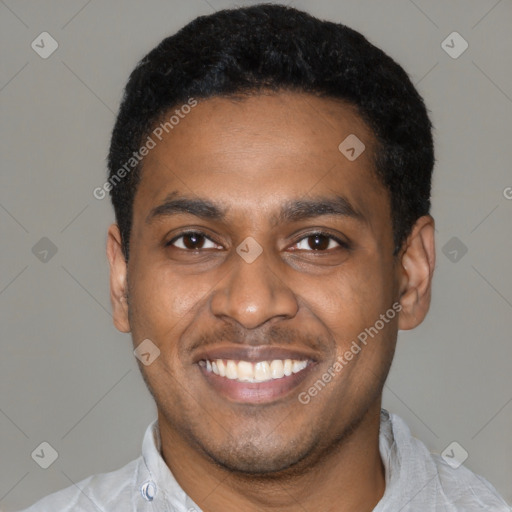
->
<box><xmin>158</xmin><ymin>401</ymin><xmax>386</xmax><ymax>512</ymax></box>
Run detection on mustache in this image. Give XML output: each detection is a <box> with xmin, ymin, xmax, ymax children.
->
<box><xmin>188</xmin><ymin>324</ymin><xmax>330</xmax><ymax>353</ymax></box>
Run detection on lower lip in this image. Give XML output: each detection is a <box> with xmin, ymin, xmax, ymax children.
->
<box><xmin>198</xmin><ymin>364</ymin><xmax>316</xmax><ymax>404</ymax></box>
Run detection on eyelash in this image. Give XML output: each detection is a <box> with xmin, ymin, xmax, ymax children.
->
<box><xmin>166</xmin><ymin>230</ymin><xmax>349</xmax><ymax>252</ymax></box>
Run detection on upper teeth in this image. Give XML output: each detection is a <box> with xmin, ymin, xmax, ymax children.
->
<box><xmin>200</xmin><ymin>359</ymin><xmax>309</xmax><ymax>382</ymax></box>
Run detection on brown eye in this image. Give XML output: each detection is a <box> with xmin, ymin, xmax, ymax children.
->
<box><xmin>307</xmin><ymin>234</ymin><xmax>330</xmax><ymax>250</ymax></box>
<box><xmin>293</xmin><ymin>233</ymin><xmax>345</xmax><ymax>251</ymax></box>
<box><xmin>182</xmin><ymin>233</ymin><xmax>205</xmax><ymax>249</ymax></box>
<box><xmin>167</xmin><ymin>231</ymin><xmax>221</xmax><ymax>250</ymax></box>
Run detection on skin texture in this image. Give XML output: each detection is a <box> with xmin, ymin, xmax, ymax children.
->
<box><xmin>107</xmin><ymin>92</ymin><xmax>436</xmax><ymax>512</ymax></box>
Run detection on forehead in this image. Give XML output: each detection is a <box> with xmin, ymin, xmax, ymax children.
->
<box><xmin>134</xmin><ymin>92</ymin><xmax>385</xmax><ymax>224</ymax></box>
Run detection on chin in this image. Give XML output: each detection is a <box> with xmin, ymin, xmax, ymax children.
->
<box><xmin>200</xmin><ymin>436</ymin><xmax>313</xmax><ymax>476</ymax></box>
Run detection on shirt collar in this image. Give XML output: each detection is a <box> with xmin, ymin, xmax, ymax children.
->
<box><xmin>139</xmin><ymin>419</ymin><xmax>202</xmax><ymax>512</ymax></box>
<box><xmin>137</xmin><ymin>409</ymin><xmax>430</xmax><ymax>511</ymax></box>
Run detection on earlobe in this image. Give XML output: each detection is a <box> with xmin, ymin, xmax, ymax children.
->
<box><xmin>106</xmin><ymin>224</ymin><xmax>131</xmax><ymax>333</ymax></box>
<box><xmin>397</xmin><ymin>215</ymin><xmax>436</xmax><ymax>331</ymax></box>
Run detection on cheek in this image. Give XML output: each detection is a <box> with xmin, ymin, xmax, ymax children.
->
<box><xmin>329</xmin><ymin>271</ymin><xmax>398</xmax><ymax>388</ymax></box>
<box><xmin>127</xmin><ymin>263</ymin><xmax>210</xmax><ymax>338</ymax></box>
<box><xmin>303</xmin><ymin>263</ymin><xmax>392</xmax><ymax>339</ymax></box>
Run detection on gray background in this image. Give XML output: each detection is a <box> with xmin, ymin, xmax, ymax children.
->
<box><xmin>1</xmin><ymin>0</ymin><xmax>511</xmax><ymax>509</ymax></box>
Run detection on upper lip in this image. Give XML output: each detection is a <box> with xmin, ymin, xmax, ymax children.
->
<box><xmin>193</xmin><ymin>345</ymin><xmax>320</xmax><ymax>364</ymax></box>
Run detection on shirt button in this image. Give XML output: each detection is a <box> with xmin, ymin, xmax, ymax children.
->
<box><xmin>140</xmin><ymin>480</ymin><xmax>157</xmax><ymax>501</ymax></box>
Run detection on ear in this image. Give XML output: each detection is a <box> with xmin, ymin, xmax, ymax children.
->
<box><xmin>106</xmin><ymin>224</ymin><xmax>131</xmax><ymax>333</ymax></box>
<box><xmin>397</xmin><ymin>215</ymin><xmax>436</xmax><ymax>330</ymax></box>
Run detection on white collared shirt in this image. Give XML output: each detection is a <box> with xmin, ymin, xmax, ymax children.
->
<box><xmin>17</xmin><ymin>409</ymin><xmax>510</xmax><ymax>511</ymax></box>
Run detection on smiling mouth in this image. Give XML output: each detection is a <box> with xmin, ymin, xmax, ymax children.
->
<box><xmin>198</xmin><ymin>358</ymin><xmax>310</xmax><ymax>383</ymax></box>
<box><xmin>196</xmin><ymin>356</ymin><xmax>316</xmax><ymax>404</ymax></box>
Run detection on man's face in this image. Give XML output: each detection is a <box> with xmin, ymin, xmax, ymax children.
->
<box><xmin>117</xmin><ymin>92</ymin><xmax>403</xmax><ymax>474</ymax></box>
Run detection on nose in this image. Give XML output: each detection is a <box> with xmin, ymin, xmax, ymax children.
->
<box><xmin>210</xmin><ymin>246</ymin><xmax>299</xmax><ymax>330</ymax></box>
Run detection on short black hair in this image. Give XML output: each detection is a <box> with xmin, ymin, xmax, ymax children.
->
<box><xmin>108</xmin><ymin>3</ymin><xmax>434</xmax><ymax>259</ymax></box>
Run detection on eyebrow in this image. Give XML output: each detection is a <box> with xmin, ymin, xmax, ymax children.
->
<box><xmin>146</xmin><ymin>192</ymin><xmax>227</xmax><ymax>224</ymax></box>
<box><xmin>146</xmin><ymin>191</ymin><xmax>365</xmax><ymax>225</ymax></box>
<box><xmin>275</xmin><ymin>196</ymin><xmax>364</xmax><ymax>225</ymax></box>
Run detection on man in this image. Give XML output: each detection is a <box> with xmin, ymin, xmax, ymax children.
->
<box><xmin>20</xmin><ymin>4</ymin><xmax>509</xmax><ymax>511</ymax></box>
